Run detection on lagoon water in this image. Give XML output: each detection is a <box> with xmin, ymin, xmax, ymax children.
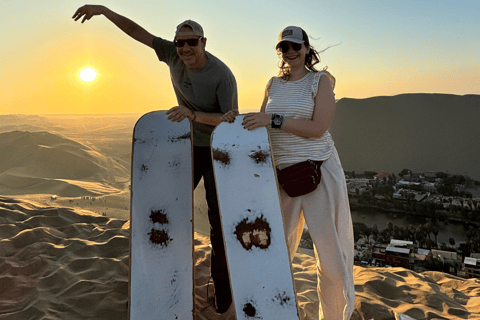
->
<box><xmin>350</xmin><ymin>208</ymin><xmax>469</xmax><ymax>245</ymax></box>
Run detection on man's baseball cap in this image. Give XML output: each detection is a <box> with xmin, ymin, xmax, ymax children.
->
<box><xmin>276</xmin><ymin>26</ymin><xmax>305</xmax><ymax>49</ymax></box>
<box><xmin>175</xmin><ymin>20</ymin><xmax>204</xmax><ymax>38</ymax></box>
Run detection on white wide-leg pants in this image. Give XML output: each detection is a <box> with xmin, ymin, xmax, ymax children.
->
<box><xmin>279</xmin><ymin>147</ymin><xmax>355</xmax><ymax>320</ymax></box>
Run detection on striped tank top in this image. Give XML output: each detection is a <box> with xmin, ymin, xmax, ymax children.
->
<box><xmin>265</xmin><ymin>71</ymin><xmax>334</xmax><ymax>166</ymax></box>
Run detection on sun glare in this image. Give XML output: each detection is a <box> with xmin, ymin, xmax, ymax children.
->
<box><xmin>79</xmin><ymin>67</ymin><xmax>97</xmax><ymax>82</ymax></box>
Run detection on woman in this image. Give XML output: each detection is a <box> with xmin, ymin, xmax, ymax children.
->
<box><xmin>222</xmin><ymin>26</ymin><xmax>355</xmax><ymax>320</ymax></box>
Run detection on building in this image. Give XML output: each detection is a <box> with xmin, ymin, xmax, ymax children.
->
<box><xmin>431</xmin><ymin>249</ymin><xmax>458</xmax><ymax>261</ymax></box>
<box><xmin>414</xmin><ymin>192</ymin><xmax>428</xmax><ymax>202</ymax></box>
<box><xmin>422</xmin><ymin>181</ymin><xmax>436</xmax><ymax>192</ymax></box>
<box><xmin>390</xmin><ymin>239</ymin><xmax>414</xmax><ymax>250</ymax></box>
<box><xmin>464</xmin><ymin>257</ymin><xmax>480</xmax><ymax>278</ymax></box>
<box><xmin>371</xmin><ymin>244</ymin><xmax>388</xmax><ymax>267</ymax></box>
<box><xmin>374</xmin><ymin>172</ymin><xmax>389</xmax><ymax>180</ymax></box>
<box><xmin>385</xmin><ymin>246</ymin><xmax>411</xmax><ymax>268</ymax></box>
<box><xmin>346</xmin><ymin>178</ymin><xmax>372</xmax><ymax>187</ymax></box>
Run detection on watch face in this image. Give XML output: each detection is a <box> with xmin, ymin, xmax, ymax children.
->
<box><xmin>272</xmin><ymin>114</ymin><xmax>283</xmax><ymax>128</ymax></box>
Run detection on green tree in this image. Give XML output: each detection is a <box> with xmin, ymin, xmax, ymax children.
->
<box><xmin>392</xmin><ymin>225</ymin><xmax>401</xmax><ymax>240</ymax></box>
<box><xmin>449</xmin><ymin>237</ymin><xmax>455</xmax><ymax>248</ymax></box>
<box><xmin>399</xmin><ymin>169</ymin><xmax>411</xmax><ymax>177</ymax></box>
<box><xmin>436</xmin><ymin>172</ymin><xmax>448</xmax><ymax>179</ymax></box>
<box><xmin>364</xmin><ymin>171</ymin><xmax>378</xmax><ymax>179</ymax></box>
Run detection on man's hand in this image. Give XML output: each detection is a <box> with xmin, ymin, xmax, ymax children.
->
<box><xmin>166</xmin><ymin>106</ymin><xmax>195</xmax><ymax>123</ymax></box>
<box><xmin>220</xmin><ymin>110</ymin><xmax>238</xmax><ymax>123</ymax></box>
<box><xmin>72</xmin><ymin>5</ymin><xmax>104</xmax><ymax>23</ymax></box>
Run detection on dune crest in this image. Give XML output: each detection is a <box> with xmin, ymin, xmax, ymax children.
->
<box><xmin>0</xmin><ymin>131</ymin><xmax>128</xmax><ymax>197</ymax></box>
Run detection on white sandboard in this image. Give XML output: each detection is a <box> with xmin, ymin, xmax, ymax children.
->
<box><xmin>129</xmin><ymin>111</ymin><xmax>193</xmax><ymax>320</ymax></box>
<box><xmin>211</xmin><ymin>115</ymin><xmax>299</xmax><ymax>320</ymax></box>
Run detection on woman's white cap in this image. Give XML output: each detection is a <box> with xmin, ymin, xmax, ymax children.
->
<box><xmin>276</xmin><ymin>26</ymin><xmax>304</xmax><ymax>49</ymax></box>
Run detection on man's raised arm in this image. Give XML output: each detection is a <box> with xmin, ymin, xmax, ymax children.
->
<box><xmin>72</xmin><ymin>5</ymin><xmax>154</xmax><ymax>48</ymax></box>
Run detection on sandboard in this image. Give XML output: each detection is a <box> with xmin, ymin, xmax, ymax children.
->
<box><xmin>211</xmin><ymin>115</ymin><xmax>299</xmax><ymax>320</ymax></box>
<box><xmin>129</xmin><ymin>111</ymin><xmax>193</xmax><ymax>320</ymax></box>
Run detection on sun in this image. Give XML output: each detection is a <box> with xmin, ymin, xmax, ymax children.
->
<box><xmin>79</xmin><ymin>67</ymin><xmax>97</xmax><ymax>82</ymax></box>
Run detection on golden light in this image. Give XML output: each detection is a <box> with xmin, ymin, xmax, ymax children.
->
<box><xmin>79</xmin><ymin>67</ymin><xmax>97</xmax><ymax>82</ymax></box>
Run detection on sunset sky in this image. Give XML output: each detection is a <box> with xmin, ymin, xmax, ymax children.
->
<box><xmin>1</xmin><ymin>0</ymin><xmax>479</xmax><ymax>114</ymax></box>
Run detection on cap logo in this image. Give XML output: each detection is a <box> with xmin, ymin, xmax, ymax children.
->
<box><xmin>282</xmin><ymin>30</ymin><xmax>293</xmax><ymax>37</ymax></box>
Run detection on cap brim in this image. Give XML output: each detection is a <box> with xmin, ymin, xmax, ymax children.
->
<box><xmin>276</xmin><ymin>38</ymin><xmax>304</xmax><ymax>49</ymax></box>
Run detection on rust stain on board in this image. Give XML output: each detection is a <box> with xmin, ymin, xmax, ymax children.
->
<box><xmin>212</xmin><ymin>148</ymin><xmax>231</xmax><ymax>166</ymax></box>
<box><xmin>249</xmin><ymin>147</ymin><xmax>270</xmax><ymax>164</ymax></box>
<box><xmin>243</xmin><ymin>302</ymin><xmax>257</xmax><ymax>318</ymax></box>
<box><xmin>150</xmin><ymin>209</ymin><xmax>168</xmax><ymax>224</ymax></box>
<box><xmin>272</xmin><ymin>291</ymin><xmax>292</xmax><ymax>307</ymax></box>
<box><xmin>234</xmin><ymin>214</ymin><xmax>271</xmax><ymax>250</ymax></box>
<box><xmin>168</xmin><ymin>133</ymin><xmax>191</xmax><ymax>143</ymax></box>
<box><xmin>148</xmin><ymin>229</ymin><xmax>172</xmax><ymax>247</ymax></box>
<box><xmin>168</xmin><ymin>160</ymin><xmax>180</xmax><ymax>168</ymax></box>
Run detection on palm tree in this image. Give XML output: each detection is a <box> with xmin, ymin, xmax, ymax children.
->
<box><xmin>424</xmin><ymin>222</ymin><xmax>432</xmax><ymax>241</ymax></box>
<box><xmin>431</xmin><ymin>224</ymin><xmax>439</xmax><ymax>248</ymax></box>
<box><xmin>364</xmin><ymin>227</ymin><xmax>372</xmax><ymax>244</ymax></box>
<box><xmin>387</xmin><ymin>222</ymin><xmax>393</xmax><ymax>234</ymax></box>
<box><xmin>408</xmin><ymin>225</ymin><xmax>416</xmax><ymax>242</ymax></box>
<box><xmin>416</xmin><ymin>231</ymin><xmax>425</xmax><ymax>248</ymax></box>
<box><xmin>449</xmin><ymin>237</ymin><xmax>455</xmax><ymax>248</ymax></box>
<box><xmin>371</xmin><ymin>224</ymin><xmax>379</xmax><ymax>243</ymax></box>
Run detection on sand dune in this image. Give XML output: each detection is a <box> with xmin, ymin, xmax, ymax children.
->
<box><xmin>1</xmin><ymin>197</ymin><xmax>480</xmax><ymax>320</ymax></box>
<box><xmin>1</xmin><ymin>112</ymin><xmax>480</xmax><ymax>319</ymax></box>
<box><xmin>0</xmin><ymin>131</ymin><xmax>129</xmax><ymax>197</ymax></box>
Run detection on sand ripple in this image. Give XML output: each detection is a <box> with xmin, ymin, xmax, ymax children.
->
<box><xmin>0</xmin><ymin>197</ymin><xmax>129</xmax><ymax>320</ymax></box>
<box><xmin>1</xmin><ymin>196</ymin><xmax>480</xmax><ymax>320</ymax></box>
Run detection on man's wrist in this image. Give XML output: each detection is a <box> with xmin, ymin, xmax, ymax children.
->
<box><xmin>191</xmin><ymin>110</ymin><xmax>196</xmax><ymax>122</ymax></box>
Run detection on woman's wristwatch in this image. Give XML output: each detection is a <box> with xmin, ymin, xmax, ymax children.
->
<box><xmin>271</xmin><ymin>113</ymin><xmax>284</xmax><ymax>129</ymax></box>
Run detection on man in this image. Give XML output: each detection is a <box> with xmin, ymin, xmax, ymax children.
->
<box><xmin>72</xmin><ymin>5</ymin><xmax>237</xmax><ymax>313</ymax></box>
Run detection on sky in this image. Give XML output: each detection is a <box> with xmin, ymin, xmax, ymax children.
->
<box><xmin>1</xmin><ymin>0</ymin><xmax>479</xmax><ymax>114</ymax></box>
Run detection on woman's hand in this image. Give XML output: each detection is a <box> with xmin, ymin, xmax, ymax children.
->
<box><xmin>242</xmin><ymin>112</ymin><xmax>270</xmax><ymax>130</ymax></box>
<box><xmin>220</xmin><ymin>109</ymin><xmax>238</xmax><ymax>123</ymax></box>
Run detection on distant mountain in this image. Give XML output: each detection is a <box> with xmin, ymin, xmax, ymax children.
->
<box><xmin>0</xmin><ymin>131</ymin><xmax>129</xmax><ymax>196</ymax></box>
<box><xmin>329</xmin><ymin>94</ymin><xmax>480</xmax><ymax>180</ymax></box>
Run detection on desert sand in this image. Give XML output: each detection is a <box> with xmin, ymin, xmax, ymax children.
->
<box><xmin>1</xmin><ymin>114</ymin><xmax>480</xmax><ymax>320</ymax></box>
<box><xmin>1</xmin><ymin>196</ymin><xmax>480</xmax><ymax>320</ymax></box>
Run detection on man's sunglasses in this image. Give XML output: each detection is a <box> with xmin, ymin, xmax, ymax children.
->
<box><xmin>174</xmin><ymin>37</ymin><xmax>203</xmax><ymax>48</ymax></box>
<box><xmin>278</xmin><ymin>42</ymin><xmax>303</xmax><ymax>53</ymax></box>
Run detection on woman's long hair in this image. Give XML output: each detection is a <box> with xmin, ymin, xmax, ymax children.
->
<box><xmin>278</xmin><ymin>29</ymin><xmax>335</xmax><ymax>89</ymax></box>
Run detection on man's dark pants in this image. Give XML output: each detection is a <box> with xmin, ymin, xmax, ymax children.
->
<box><xmin>193</xmin><ymin>146</ymin><xmax>232</xmax><ymax>310</ymax></box>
